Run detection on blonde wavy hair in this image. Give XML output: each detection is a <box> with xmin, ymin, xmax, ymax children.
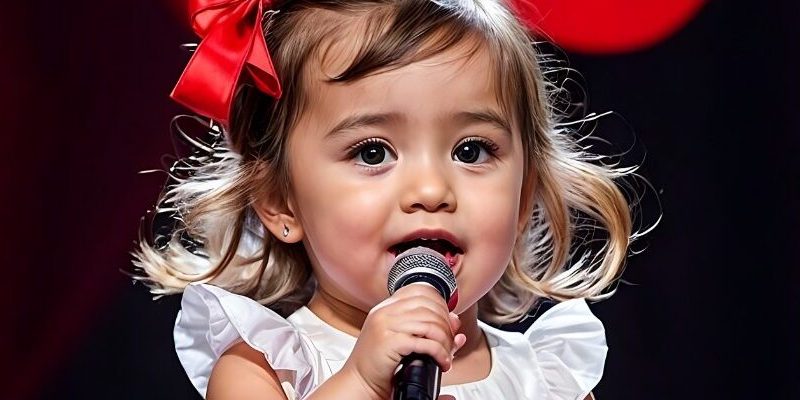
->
<box><xmin>133</xmin><ymin>0</ymin><xmax>645</xmax><ymax>324</ymax></box>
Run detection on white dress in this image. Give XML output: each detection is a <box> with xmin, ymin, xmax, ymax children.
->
<box><xmin>174</xmin><ymin>283</ymin><xmax>608</xmax><ymax>400</ymax></box>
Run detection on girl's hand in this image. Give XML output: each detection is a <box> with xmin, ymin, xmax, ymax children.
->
<box><xmin>340</xmin><ymin>284</ymin><xmax>467</xmax><ymax>400</ymax></box>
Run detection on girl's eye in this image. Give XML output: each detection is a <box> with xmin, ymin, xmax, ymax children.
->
<box><xmin>360</xmin><ymin>144</ymin><xmax>387</xmax><ymax>165</ymax></box>
<box><xmin>453</xmin><ymin>139</ymin><xmax>497</xmax><ymax>164</ymax></box>
<box><xmin>351</xmin><ymin>139</ymin><xmax>396</xmax><ymax>166</ymax></box>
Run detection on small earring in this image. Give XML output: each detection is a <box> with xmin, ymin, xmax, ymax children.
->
<box><xmin>282</xmin><ymin>225</ymin><xmax>290</xmax><ymax>238</ymax></box>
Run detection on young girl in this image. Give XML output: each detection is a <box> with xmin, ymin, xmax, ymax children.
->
<box><xmin>134</xmin><ymin>0</ymin><xmax>636</xmax><ymax>398</ymax></box>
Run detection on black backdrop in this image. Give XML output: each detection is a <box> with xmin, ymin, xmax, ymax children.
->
<box><xmin>1</xmin><ymin>1</ymin><xmax>797</xmax><ymax>399</ymax></box>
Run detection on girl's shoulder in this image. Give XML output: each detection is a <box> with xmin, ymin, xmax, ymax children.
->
<box><xmin>456</xmin><ymin>298</ymin><xmax>607</xmax><ymax>399</ymax></box>
<box><xmin>484</xmin><ymin>297</ymin><xmax>606</xmax><ymax>352</ymax></box>
<box><xmin>173</xmin><ymin>283</ymin><xmax>323</xmax><ymax>399</ymax></box>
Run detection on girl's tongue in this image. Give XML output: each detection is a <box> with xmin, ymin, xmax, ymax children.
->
<box><xmin>443</xmin><ymin>251</ymin><xmax>458</xmax><ymax>268</ymax></box>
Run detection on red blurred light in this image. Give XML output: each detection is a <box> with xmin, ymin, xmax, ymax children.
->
<box><xmin>165</xmin><ymin>0</ymin><xmax>705</xmax><ymax>55</ymax></box>
<box><xmin>518</xmin><ymin>0</ymin><xmax>706</xmax><ymax>54</ymax></box>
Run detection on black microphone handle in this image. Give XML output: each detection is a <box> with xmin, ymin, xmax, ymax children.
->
<box><xmin>392</xmin><ymin>352</ymin><xmax>441</xmax><ymax>400</ymax></box>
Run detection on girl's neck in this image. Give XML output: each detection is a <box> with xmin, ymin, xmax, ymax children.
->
<box><xmin>307</xmin><ymin>288</ymin><xmax>368</xmax><ymax>336</ymax></box>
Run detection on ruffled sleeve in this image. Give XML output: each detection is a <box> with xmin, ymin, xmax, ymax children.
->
<box><xmin>526</xmin><ymin>298</ymin><xmax>608</xmax><ymax>400</ymax></box>
<box><xmin>173</xmin><ymin>283</ymin><xmax>322</xmax><ymax>399</ymax></box>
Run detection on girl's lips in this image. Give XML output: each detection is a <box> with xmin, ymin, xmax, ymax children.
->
<box><xmin>388</xmin><ymin>229</ymin><xmax>464</xmax><ymax>256</ymax></box>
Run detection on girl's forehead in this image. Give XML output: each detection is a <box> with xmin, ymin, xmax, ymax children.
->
<box><xmin>293</xmin><ymin>42</ymin><xmax>517</xmax><ymax>141</ymax></box>
<box><xmin>307</xmin><ymin>41</ymin><xmax>503</xmax><ymax>110</ymax></box>
<box><xmin>313</xmin><ymin>23</ymin><xmax>491</xmax><ymax>80</ymax></box>
<box><xmin>281</xmin><ymin>5</ymin><xmax>525</xmax><ymax>131</ymax></box>
<box><xmin>305</xmin><ymin>30</ymin><xmax>504</xmax><ymax>103</ymax></box>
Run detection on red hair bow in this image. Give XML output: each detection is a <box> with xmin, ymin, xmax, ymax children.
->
<box><xmin>170</xmin><ymin>0</ymin><xmax>282</xmax><ymax>126</ymax></box>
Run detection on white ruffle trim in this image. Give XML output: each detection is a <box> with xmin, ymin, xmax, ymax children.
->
<box><xmin>174</xmin><ymin>283</ymin><xmax>606</xmax><ymax>399</ymax></box>
<box><xmin>173</xmin><ymin>283</ymin><xmax>320</xmax><ymax>399</ymax></box>
<box><xmin>525</xmin><ymin>298</ymin><xmax>608</xmax><ymax>399</ymax></box>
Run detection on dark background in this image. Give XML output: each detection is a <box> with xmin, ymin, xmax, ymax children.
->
<box><xmin>2</xmin><ymin>1</ymin><xmax>797</xmax><ymax>399</ymax></box>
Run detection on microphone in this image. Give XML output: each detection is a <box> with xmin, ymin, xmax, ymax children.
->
<box><xmin>387</xmin><ymin>247</ymin><xmax>458</xmax><ymax>400</ymax></box>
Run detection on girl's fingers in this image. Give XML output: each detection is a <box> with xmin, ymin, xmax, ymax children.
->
<box><xmin>447</xmin><ymin>312</ymin><xmax>461</xmax><ymax>334</ymax></box>
<box><xmin>386</xmin><ymin>306</ymin><xmax>455</xmax><ymax>337</ymax></box>
<box><xmin>393</xmin><ymin>321</ymin><xmax>454</xmax><ymax>350</ymax></box>
<box><xmin>371</xmin><ymin>284</ymin><xmax>445</xmax><ymax>315</ymax></box>
<box><xmin>452</xmin><ymin>333</ymin><xmax>467</xmax><ymax>356</ymax></box>
<box><xmin>392</xmin><ymin>285</ymin><xmax>450</xmax><ymax>314</ymax></box>
<box><xmin>393</xmin><ymin>336</ymin><xmax>454</xmax><ymax>371</ymax></box>
<box><xmin>365</xmin><ymin>284</ymin><xmax>463</xmax><ymax>373</ymax></box>
<box><xmin>372</xmin><ymin>296</ymin><xmax>447</xmax><ymax>326</ymax></box>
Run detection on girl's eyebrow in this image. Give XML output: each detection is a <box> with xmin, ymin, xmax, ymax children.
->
<box><xmin>450</xmin><ymin>109</ymin><xmax>512</xmax><ymax>137</ymax></box>
<box><xmin>325</xmin><ymin>112</ymin><xmax>404</xmax><ymax>139</ymax></box>
<box><xmin>324</xmin><ymin>109</ymin><xmax>512</xmax><ymax>138</ymax></box>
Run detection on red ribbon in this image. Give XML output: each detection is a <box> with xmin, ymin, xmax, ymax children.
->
<box><xmin>170</xmin><ymin>0</ymin><xmax>282</xmax><ymax>126</ymax></box>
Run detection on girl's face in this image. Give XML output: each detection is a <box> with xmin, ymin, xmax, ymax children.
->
<box><xmin>284</xmin><ymin>40</ymin><xmax>528</xmax><ymax>315</ymax></box>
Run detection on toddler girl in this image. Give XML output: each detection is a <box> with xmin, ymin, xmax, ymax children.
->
<box><xmin>134</xmin><ymin>0</ymin><xmax>637</xmax><ymax>398</ymax></box>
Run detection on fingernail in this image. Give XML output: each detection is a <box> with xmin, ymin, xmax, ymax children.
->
<box><xmin>455</xmin><ymin>334</ymin><xmax>467</xmax><ymax>349</ymax></box>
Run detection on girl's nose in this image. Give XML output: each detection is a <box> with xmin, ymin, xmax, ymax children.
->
<box><xmin>399</xmin><ymin>160</ymin><xmax>457</xmax><ymax>213</ymax></box>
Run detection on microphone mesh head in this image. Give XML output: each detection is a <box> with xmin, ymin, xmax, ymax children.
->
<box><xmin>387</xmin><ymin>247</ymin><xmax>456</xmax><ymax>297</ymax></box>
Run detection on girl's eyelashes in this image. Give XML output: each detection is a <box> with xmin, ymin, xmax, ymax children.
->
<box><xmin>348</xmin><ymin>138</ymin><xmax>397</xmax><ymax>167</ymax></box>
<box><xmin>452</xmin><ymin>137</ymin><xmax>499</xmax><ymax>164</ymax></box>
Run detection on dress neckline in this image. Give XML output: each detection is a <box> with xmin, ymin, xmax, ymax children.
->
<box><xmin>288</xmin><ymin>306</ymin><xmax>500</xmax><ymax>388</ymax></box>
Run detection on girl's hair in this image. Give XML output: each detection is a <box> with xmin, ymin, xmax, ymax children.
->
<box><xmin>133</xmin><ymin>0</ymin><xmax>639</xmax><ymax>323</ymax></box>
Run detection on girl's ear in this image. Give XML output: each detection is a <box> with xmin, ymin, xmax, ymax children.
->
<box><xmin>253</xmin><ymin>195</ymin><xmax>304</xmax><ymax>244</ymax></box>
